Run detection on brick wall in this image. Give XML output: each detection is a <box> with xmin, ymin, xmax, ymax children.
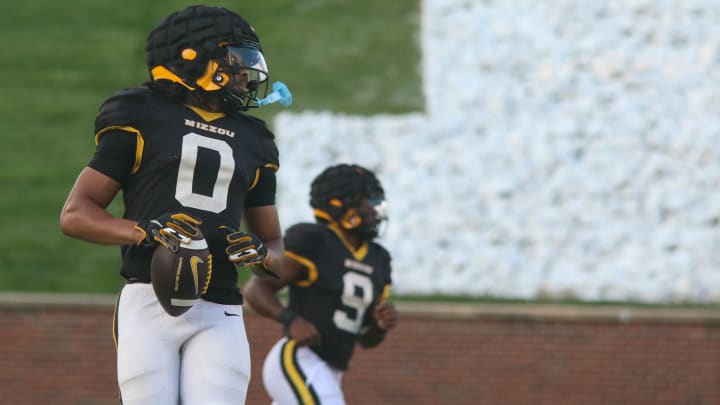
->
<box><xmin>0</xmin><ymin>294</ymin><xmax>718</xmax><ymax>405</ymax></box>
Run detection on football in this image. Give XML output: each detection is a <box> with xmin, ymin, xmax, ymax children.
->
<box><xmin>150</xmin><ymin>236</ymin><xmax>212</xmax><ymax>317</ymax></box>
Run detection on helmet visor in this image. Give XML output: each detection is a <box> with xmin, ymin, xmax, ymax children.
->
<box><xmin>358</xmin><ymin>198</ymin><xmax>388</xmax><ymax>239</ymax></box>
<box><xmin>227</xmin><ymin>46</ymin><xmax>268</xmax><ymax>84</ymax></box>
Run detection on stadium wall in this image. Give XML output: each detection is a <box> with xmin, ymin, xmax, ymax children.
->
<box><xmin>0</xmin><ymin>294</ymin><xmax>718</xmax><ymax>404</ymax></box>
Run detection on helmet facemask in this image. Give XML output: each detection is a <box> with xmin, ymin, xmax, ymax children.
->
<box><xmin>368</xmin><ymin>197</ymin><xmax>388</xmax><ymax>237</ymax></box>
<box><xmin>356</xmin><ymin>197</ymin><xmax>388</xmax><ymax>240</ymax></box>
<box><xmin>182</xmin><ymin>44</ymin><xmax>269</xmax><ymax>112</ymax></box>
<box><xmin>210</xmin><ymin>45</ymin><xmax>270</xmax><ymax>111</ymax></box>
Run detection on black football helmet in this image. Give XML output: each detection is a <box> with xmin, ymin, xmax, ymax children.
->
<box><xmin>145</xmin><ymin>5</ymin><xmax>269</xmax><ymax>112</ymax></box>
<box><xmin>310</xmin><ymin>164</ymin><xmax>387</xmax><ymax>240</ymax></box>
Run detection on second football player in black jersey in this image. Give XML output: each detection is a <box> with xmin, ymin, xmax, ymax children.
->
<box><xmin>60</xmin><ymin>5</ymin><xmax>288</xmax><ymax>404</ymax></box>
<box><xmin>244</xmin><ymin>164</ymin><xmax>398</xmax><ymax>405</ymax></box>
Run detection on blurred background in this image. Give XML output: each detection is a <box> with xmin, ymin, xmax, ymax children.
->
<box><xmin>274</xmin><ymin>0</ymin><xmax>720</xmax><ymax>303</ymax></box>
<box><xmin>2</xmin><ymin>0</ymin><xmax>720</xmax><ymax>305</ymax></box>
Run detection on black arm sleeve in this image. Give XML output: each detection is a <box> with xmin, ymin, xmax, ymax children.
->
<box><xmin>87</xmin><ymin>129</ymin><xmax>137</xmax><ymax>187</ymax></box>
<box><xmin>245</xmin><ymin>166</ymin><xmax>277</xmax><ymax>207</ymax></box>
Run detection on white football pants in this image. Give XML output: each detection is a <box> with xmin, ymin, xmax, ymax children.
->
<box><xmin>262</xmin><ymin>337</ymin><xmax>345</xmax><ymax>405</ymax></box>
<box><xmin>115</xmin><ymin>283</ymin><xmax>251</xmax><ymax>404</ymax></box>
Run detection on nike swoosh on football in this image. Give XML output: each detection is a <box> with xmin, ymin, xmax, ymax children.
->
<box><xmin>224</xmin><ymin>311</ymin><xmax>241</xmax><ymax>317</ymax></box>
<box><xmin>190</xmin><ymin>256</ymin><xmax>203</xmax><ymax>295</ymax></box>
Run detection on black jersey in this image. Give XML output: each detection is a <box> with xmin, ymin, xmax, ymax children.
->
<box><xmin>284</xmin><ymin>222</ymin><xmax>393</xmax><ymax>370</ymax></box>
<box><xmin>89</xmin><ymin>87</ymin><xmax>279</xmax><ymax>304</ymax></box>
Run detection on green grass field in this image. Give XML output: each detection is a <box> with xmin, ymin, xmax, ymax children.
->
<box><xmin>0</xmin><ymin>0</ymin><xmax>422</xmax><ymax>293</ymax></box>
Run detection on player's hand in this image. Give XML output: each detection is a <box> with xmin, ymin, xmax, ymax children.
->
<box><xmin>373</xmin><ymin>302</ymin><xmax>397</xmax><ymax>331</ymax></box>
<box><xmin>288</xmin><ymin>317</ymin><xmax>322</xmax><ymax>347</ymax></box>
<box><xmin>224</xmin><ymin>228</ymin><xmax>268</xmax><ymax>267</ymax></box>
<box><xmin>135</xmin><ymin>212</ymin><xmax>202</xmax><ymax>252</ymax></box>
<box><xmin>221</xmin><ymin>226</ymin><xmax>279</xmax><ymax>278</ymax></box>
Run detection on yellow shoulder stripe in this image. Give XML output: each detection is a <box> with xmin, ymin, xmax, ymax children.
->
<box><xmin>285</xmin><ymin>251</ymin><xmax>318</xmax><ymax>287</ymax></box>
<box><xmin>248</xmin><ymin>168</ymin><xmax>261</xmax><ymax>191</ymax></box>
<box><xmin>381</xmin><ymin>284</ymin><xmax>392</xmax><ymax>302</ymax></box>
<box><xmin>95</xmin><ymin>126</ymin><xmax>144</xmax><ymax>174</ymax></box>
<box><xmin>249</xmin><ymin>164</ymin><xmax>280</xmax><ymax>191</ymax></box>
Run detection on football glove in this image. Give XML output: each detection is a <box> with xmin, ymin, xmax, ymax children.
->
<box><xmin>136</xmin><ymin>212</ymin><xmax>202</xmax><ymax>253</ymax></box>
<box><xmin>221</xmin><ymin>226</ymin><xmax>279</xmax><ymax>279</ymax></box>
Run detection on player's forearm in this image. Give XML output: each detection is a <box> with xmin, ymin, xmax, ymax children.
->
<box><xmin>261</xmin><ymin>237</ymin><xmax>284</xmax><ymax>274</ymax></box>
<box><xmin>60</xmin><ymin>204</ymin><xmax>142</xmax><ymax>245</ymax></box>
<box><xmin>60</xmin><ymin>166</ymin><xmax>142</xmax><ymax>245</ymax></box>
<box><xmin>243</xmin><ymin>277</ymin><xmax>285</xmax><ymax>321</ymax></box>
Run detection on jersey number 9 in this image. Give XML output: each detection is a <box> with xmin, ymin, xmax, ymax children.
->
<box><xmin>333</xmin><ymin>272</ymin><xmax>374</xmax><ymax>334</ymax></box>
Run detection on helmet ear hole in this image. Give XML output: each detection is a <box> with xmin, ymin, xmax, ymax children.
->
<box><xmin>213</xmin><ymin>73</ymin><xmax>229</xmax><ymax>85</ymax></box>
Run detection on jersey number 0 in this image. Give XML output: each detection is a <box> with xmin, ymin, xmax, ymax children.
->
<box><xmin>175</xmin><ymin>133</ymin><xmax>235</xmax><ymax>213</ymax></box>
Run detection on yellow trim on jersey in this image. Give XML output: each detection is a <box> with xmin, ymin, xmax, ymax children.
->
<box><xmin>381</xmin><ymin>284</ymin><xmax>392</xmax><ymax>302</ymax></box>
<box><xmin>186</xmin><ymin>105</ymin><xmax>226</xmax><ymax>122</ymax></box>
<box><xmin>249</xmin><ymin>164</ymin><xmax>279</xmax><ymax>191</ymax></box>
<box><xmin>285</xmin><ymin>251</ymin><xmax>318</xmax><ymax>287</ymax></box>
<box><xmin>95</xmin><ymin>126</ymin><xmax>144</xmax><ymax>174</ymax></box>
<box><xmin>328</xmin><ymin>223</ymin><xmax>369</xmax><ymax>261</ymax></box>
<box><xmin>112</xmin><ymin>296</ymin><xmax>119</xmax><ymax>351</ymax></box>
<box><xmin>248</xmin><ymin>168</ymin><xmax>261</xmax><ymax>191</ymax></box>
<box><xmin>282</xmin><ymin>340</ymin><xmax>317</xmax><ymax>405</ymax></box>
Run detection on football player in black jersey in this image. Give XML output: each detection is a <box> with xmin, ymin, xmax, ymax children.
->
<box><xmin>244</xmin><ymin>164</ymin><xmax>398</xmax><ymax>405</ymax></box>
<box><xmin>59</xmin><ymin>5</ymin><xmax>287</xmax><ymax>404</ymax></box>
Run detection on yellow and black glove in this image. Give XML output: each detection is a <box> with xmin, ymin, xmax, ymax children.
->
<box><xmin>136</xmin><ymin>212</ymin><xmax>202</xmax><ymax>252</ymax></box>
<box><xmin>221</xmin><ymin>226</ymin><xmax>278</xmax><ymax>278</ymax></box>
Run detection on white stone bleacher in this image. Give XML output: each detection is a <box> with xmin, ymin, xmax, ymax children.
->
<box><xmin>274</xmin><ymin>0</ymin><xmax>720</xmax><ymax>302</ymax></box>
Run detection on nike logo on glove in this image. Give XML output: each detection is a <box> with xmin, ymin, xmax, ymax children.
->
<box><xmin>224</xmin><ymin>311</ymin><xmax>241</xmax><ymax>317</ymax></box>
